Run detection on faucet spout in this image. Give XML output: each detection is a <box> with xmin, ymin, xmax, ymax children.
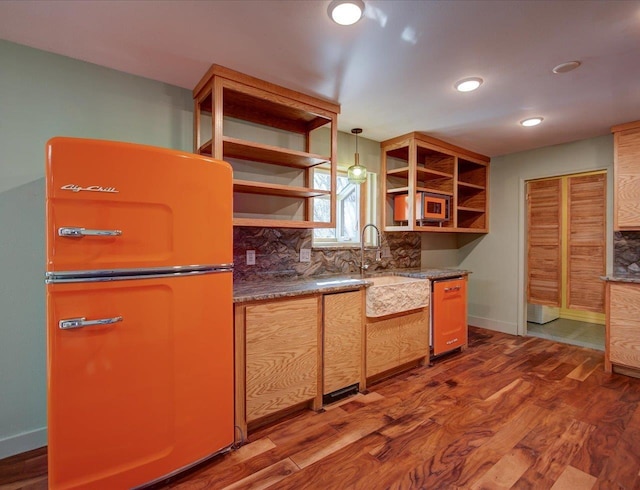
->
<box><xmin>360</xmin><ymin>223</ymin><xmax>382</xmax><ymax>275</ymax></box>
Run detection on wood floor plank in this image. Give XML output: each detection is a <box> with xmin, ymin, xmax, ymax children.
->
<box><xmin>514</xmin><ymin>418</ymin><xmax>595</xmax><ymax>488</ymax></box>
<box><xmin>289</xmin><ymin>410</ymin><xmax>393</xmax><ymax>469</ymax></box>
<box><xmin>566</xmin><ymin>355</ymin><xmax>602</xmax><ymax>381</ymax></box>
<box><xmin>470</xmin><ymin>446</ymin><xmax>536</xmax><ymax>489</ymax></box>
<box><xmin>551</xmin><ymin>465</ymin><xmax>597</xmax><ymax>490</ymax></box>
<box><xmin>220</xmin><ymin>458</ymin><xmax>298</xmax><ymax>490</ymax></box>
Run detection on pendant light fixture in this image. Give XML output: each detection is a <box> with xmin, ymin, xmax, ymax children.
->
<box><xmin>347</xmin><ymin>128</ymin><xmax>367</xmax><ymax>184</ymax></box>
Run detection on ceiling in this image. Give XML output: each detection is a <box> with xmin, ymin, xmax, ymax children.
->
<box><xmin>1</xmin><ymin>0</ymin><xmax>639</xmax><ymax>157</ymax></box>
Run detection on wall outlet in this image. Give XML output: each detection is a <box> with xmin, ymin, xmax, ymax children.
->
<box><xmin>382</xmin><ymin>246</ymin><xmax>392</xmax><ymax>258</ymax></box>
<box><xmin>299</xmin><ymin>248</ymin><xmax>311</xmax><ymax>263</ymax></box>
<box><xmin>246</xmin><ymin>250</ymin><xmax>256</xmax><ymax>266</ymax></box>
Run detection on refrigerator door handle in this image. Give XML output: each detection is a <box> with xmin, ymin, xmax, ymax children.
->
<box><xmin>59</xmin><ymin>227</ymin><xmax>123</xmax><ymax>238</ymax></box>
<box><xmin>59</xmin><ymin>316</ymin><xmax>123</xmax><ymax>330</ymax></box>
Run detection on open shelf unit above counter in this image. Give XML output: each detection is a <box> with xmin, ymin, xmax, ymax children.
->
<box><xmin>381</xmin><ymin>132</ymin><xmax>490</xmax><ymax>233</ymax></box>
<box><xmin>193</xmin><ymin>64</ymin><xmax>340</xmax><ymax>229</ymax></box>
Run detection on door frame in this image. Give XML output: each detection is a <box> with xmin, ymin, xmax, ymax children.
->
<box><xmin>517</xmin><ymin>167</ymin><xmax>613</xmax><ymax>336</ymax></box>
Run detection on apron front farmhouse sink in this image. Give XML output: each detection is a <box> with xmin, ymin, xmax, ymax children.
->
<box><xmin>366</xmin><ymin>275</ymin><xmax>429</xmax><ymax>318</ymax></box>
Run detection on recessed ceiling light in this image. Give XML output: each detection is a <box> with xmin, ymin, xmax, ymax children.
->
<box><xmin>521</xmin><ymin>117</ymin><xmax>544</xmax><ymax>127</ymax></box>
<box><xmin>552</xmin><ymin>61</ymin><xmax>581</xmax><ymax>74</ymax></box>
<box><xmin>328</xmin><ymin>0</ymin><xmax>365</xmax><ymax>26</ymax></box>
<box><xmin>454</xmin><ymin>77</ymin><xmax>483</xmax><ymax>92</ymax></box>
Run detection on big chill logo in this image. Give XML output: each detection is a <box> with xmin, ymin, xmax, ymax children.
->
<box><xmin>61</xmin><ymin>184</ymin><xmax>119</xmax><ymax>194</ymax></box>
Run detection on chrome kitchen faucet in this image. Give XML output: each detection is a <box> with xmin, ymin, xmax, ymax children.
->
<box><xmin>360</xmin><ymin>223</ymin><xmax>382</xmax><ymax>274</ymax></box>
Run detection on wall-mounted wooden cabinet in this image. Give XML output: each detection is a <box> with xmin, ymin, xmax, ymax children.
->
<box><xmin>612</xmin><ymin>120</ymin><xmax>640</xmax><ymax>231</ymax></box>
<box><xmin>193</xmin><ymin>65</ymin><xmax>340</xmax><ymax>228</ymax></box>
<box><xmin>381</xmin><ymin>132</ymin><xmax>490</xmax><ymax>233</ymax></box>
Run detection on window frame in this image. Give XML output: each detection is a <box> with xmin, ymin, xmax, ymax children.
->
<box><xmin>312</xmin><ymin>167</ymin><xmax>376</xmax><ymax>248</ymax></box>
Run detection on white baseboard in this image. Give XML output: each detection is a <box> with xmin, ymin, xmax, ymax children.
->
<box><xmin>468</xmin><ymin>316</ymin><xmax>518</xmax><ymax>336</ymax></box>
<box><xmin>0</xmin><ymin>427</ymin><xmax>47</xmax><ymax>460</ymax></box>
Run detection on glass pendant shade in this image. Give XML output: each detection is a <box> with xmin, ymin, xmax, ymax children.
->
<box><xmin>347</xmin><ymin>128</ymin><xmax>367</xmax><ymax>184</ymax></box>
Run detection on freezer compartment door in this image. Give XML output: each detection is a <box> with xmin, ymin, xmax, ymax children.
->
<box><xmin>46</xmin><ymin>137</ymin><xmax>232</xmax><ymax>273</ymax></box>
<box><xmin>432</xmin><ymin>278</ymin><xmax>468</xmax><ymax>356</ymax></box>
<box><xmin>47</xmin><ymin>272</ymin><xmax>233</xmax><ymax>489</ymax></box>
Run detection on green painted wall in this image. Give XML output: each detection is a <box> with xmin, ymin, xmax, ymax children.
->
<box><xmin>0</xmin><ymin>40</ymin><xmax>193</xmax><ymax>458</ymax></box>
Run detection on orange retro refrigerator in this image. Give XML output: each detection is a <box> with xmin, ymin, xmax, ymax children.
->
<box><xmin>45</xmin><ymin>137</ymin><xmax>234</xmax><ymax>489</ymax></box>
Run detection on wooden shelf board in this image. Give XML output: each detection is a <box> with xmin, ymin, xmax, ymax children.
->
<box><xmin>386</xmin><ymin>167</ymin><xmax>410</xmax><ymax>179</ymax></box>
<box><xmin>418</xmin><ymin>187</ymin><xmax>454</xmax><ymax>196</ymax></box>
<box><xmin>458</xmin><ymin>181</ymin><xmax>486</xmax><ymax>190</ymax></box>
<box><xmin>383</xmin><ymin>225</ymin><xmax>412</xmax><ymax>232</ymax></box>
<box><xmin>457</xmin><ymin>206</ymin><xmax>485</xmax><ymax>213</ymax></box>
<box><xmin>386</xmin><ymin>187</ymin><xmax>454</xmax><ymax>197</ymax></box>
<box><xmin>454</xmin><ymin>227</ymin><xmax>489</xmax><ymax>234</ymax></box>
<box><xmin>200</xmin><ymin>137</ymin><xmax>330</xmax><ymax>169</ymax></box>
<box><xmin>198</xmin><ymin>140</ymin><xmax>213</xmax><ymax>156</ymax></box>
<box><xmin>234</xmin><ymin>218</ymin><xmax>333</xmax><ymax>228</ymax></box>
<box><xmin>198</xmin><ymin>90</ymin><xmax>333</xmax><ymax>135</ymax></box>
<box><xmin>414</xmin><ymin>225</ymin><xmax>456</xmax><ymax>232</ymax></box>
<box><xmin>234</xmin><ymin>180</ymin><xmax>330</xmax><ymax>198</ymax></box>
<box><xmin>417</xmin><ymin>167</ymin><xmax>454</xmax><ymax>179</ymax></box>
<box><xmin>386</xmin><ymin>187</ymin><xmax>410</xmax><ymax>195</ymax></box>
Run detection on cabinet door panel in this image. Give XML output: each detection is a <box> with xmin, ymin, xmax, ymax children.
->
<box><xmin>609</xmin><ymin>283</ymin><xmax>640</xmax><ymax>368</ymax></box>
<box><xmin>398</xmin><ymin>309</ymin><xmax>429</xmax><ymax>364</ymax></box>
<box><xmin>527</xmin><ymin>179</ymin><xmax>562</xmax><ymax>306</ymax></box>
<box><xmin>615</xmin><ymin>127</ymin><xmax>640</xmax><ymax>229</ymax></box>
<box><xmin>567</xmin><ymin>173</ymin><xmax>606</xmax><ymax>313</ymax></box>
<box><xmin>324</xmin><ymin>291</ymin><xmax>362</xmax><ymax>394</ymax></box>
<box><xmin>245</xmin><ymin>297</ymin><xmax>318</xmax><ymax>422</ymax></box>
<box><xmin>366</xmin><ymin>319</ymin><xmax>400</xmax><ymax>377</ymax></box>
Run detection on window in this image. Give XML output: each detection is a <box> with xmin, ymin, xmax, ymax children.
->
<box><xmin>313</xmin><ymin>168</ymin><xmax>377</xmax><ymax>247</ymax></box>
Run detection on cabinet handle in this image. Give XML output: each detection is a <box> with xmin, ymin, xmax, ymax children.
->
<box><xmin>444</xmin><ymin>286</ymin><xmax>461</xmax><ymax>292</ymax></box>
<box><xmin>59</xmin><ymin>316</ymin><xmax>123</xmax><ymax>330</ymax></box>
<box><xmin>59</xmin><ymin>227</ymin><xmax>122</xmax><ymax>238</ymax></box>
<box><xmin>445</xmin><ymin>338</ymin><xmax>459</xmax><ymax>345</ymax></box>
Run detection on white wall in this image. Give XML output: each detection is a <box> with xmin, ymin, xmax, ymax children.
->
<box><xmin>457</xmin><ymin>134</ymin><xmax>614</xmax><ymax>335</ymax></box>
<box><xmin>421</xmin><ymin>234</ymin><xmax>459</xmax><ymax>268</ymax></box>
<box><xmin>0</xmin><ymin>40</ymin><xmax>193</xmax><ymax>459</ymax></box>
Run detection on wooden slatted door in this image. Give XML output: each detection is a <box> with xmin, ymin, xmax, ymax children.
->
<box><xmin>527</xmin><ymin>179</ymin><xmax>562</xmax><ymax>306</ymax></box>
<box><xmin>567</xmin><ymin>173</ymin><xmax>606</xmax><ymax>313</ymax></box>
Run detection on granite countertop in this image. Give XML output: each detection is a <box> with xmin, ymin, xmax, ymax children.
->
<box><xmin>601</xmin><ymin>275</ymin><xmax>640</xmax><ymax>284</ymax></box>
<box><xmin>233</xmin><ymin>268</ymin><xmax>469</xmax><ymax>303</ymax></box>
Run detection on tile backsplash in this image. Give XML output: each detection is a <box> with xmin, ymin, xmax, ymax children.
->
<box><xmin>614</xmin><ymin>231</ymin><xmax>640</xmax><ymax>275</ymax></box>
<box><xmin>233</xmin><ymin>227</ymin><xmax>421</xmax><ymax>281</ymax></box>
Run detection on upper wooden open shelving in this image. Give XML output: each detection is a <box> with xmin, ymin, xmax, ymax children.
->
<box><xmin>198</xmin><ymin>137</ymin><xmax>330</xmax><ymax>169</ymax></box>
<box><xmin>193</xmin><ymin>64</ymin><xmax>340</xmax><ymax>228</ymax></box>
<box><xmin>381</xmin><ymin>132</ymin><xmax>490</xmax><ymax>234</ymax></box>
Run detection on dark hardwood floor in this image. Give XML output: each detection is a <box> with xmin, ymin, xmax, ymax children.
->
<box><xmin>3</xmin><ymin>326</ymin><xmax>640</xmax><ymax>489</ymax></box>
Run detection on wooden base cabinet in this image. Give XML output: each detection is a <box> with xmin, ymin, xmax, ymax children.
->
<box><xmin>366</xmin><ymin>308</ymin><xmax>429</xmax><ymax>379</ymax></box>
<box><xmin>606</xmin><ymin>282</ymin><xmax>640</xmax><ymax>373</ymax></box>
<box><xmin>323</xmin><ymin>291</ymin><xmax>364</xmax><ymax>396</ymax></box>
<box><xmin>235</xmin><ymin>296</ymin><xmax>322</xmax><ymax>434</ymax></box>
